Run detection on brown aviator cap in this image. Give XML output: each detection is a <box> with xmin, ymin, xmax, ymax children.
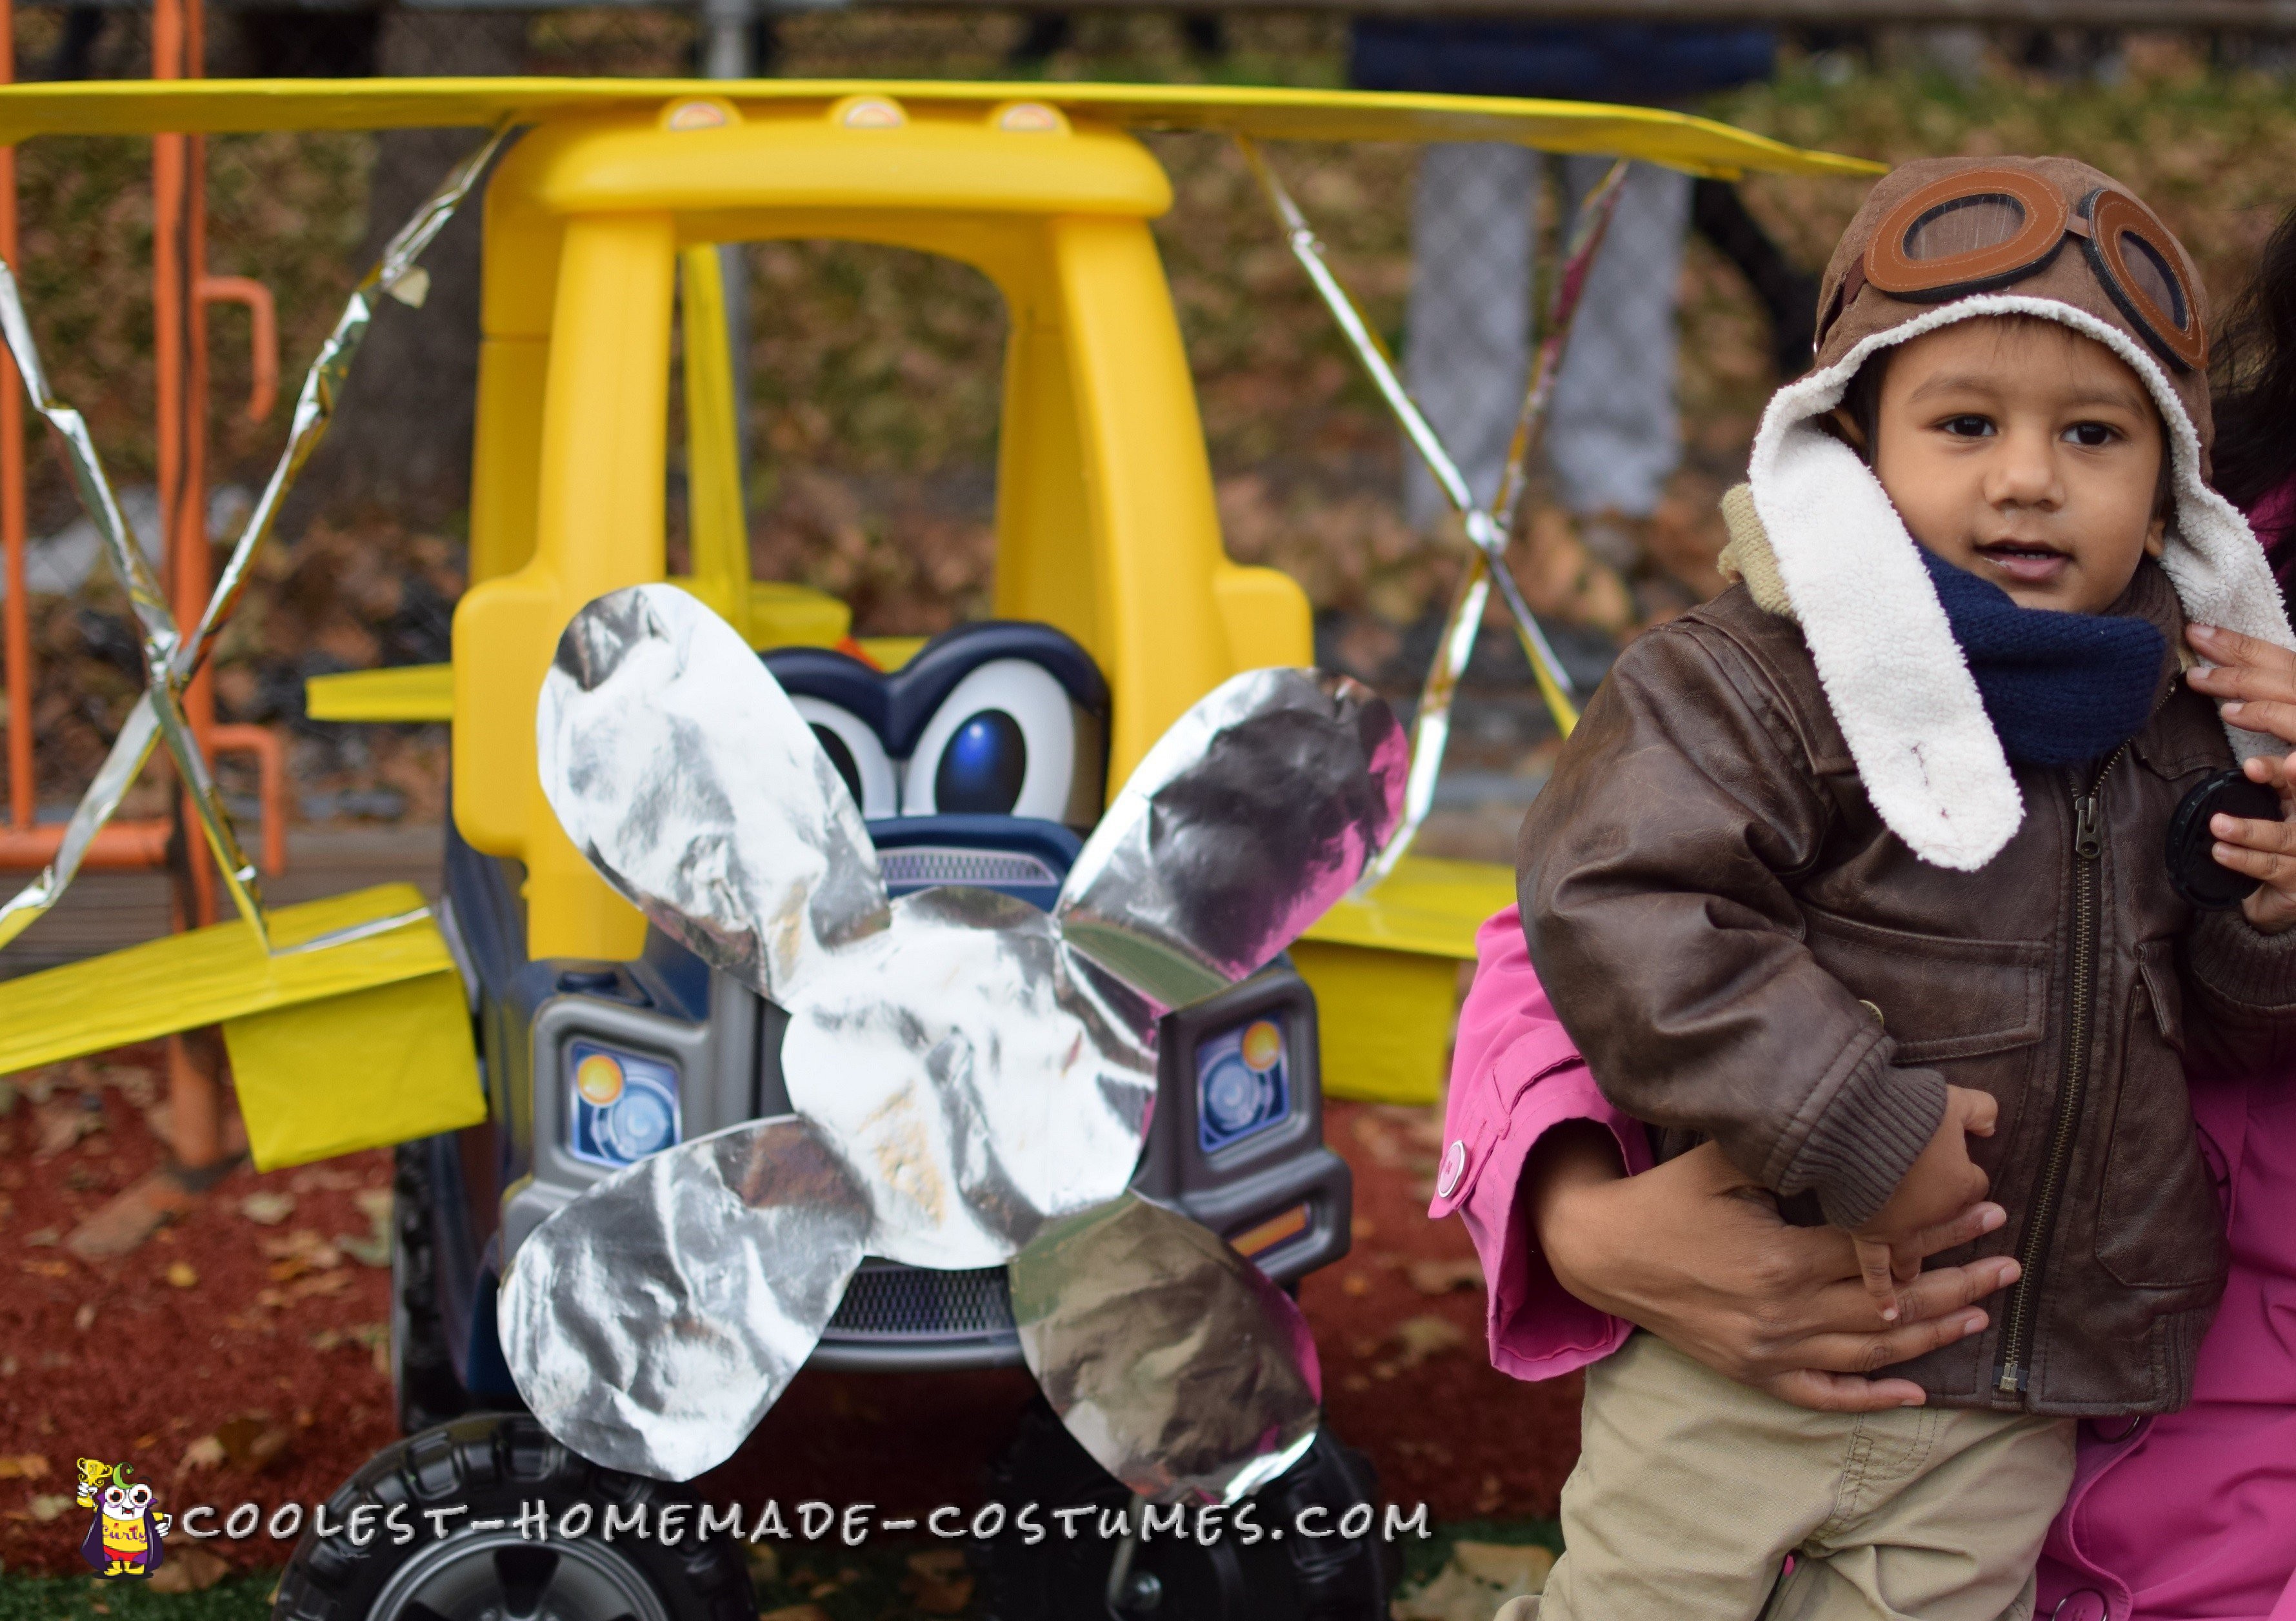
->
<box><xmin>1811</xmin><ymin>155</ymin><xmax>2213</xmax><ymax>468</ymax></box>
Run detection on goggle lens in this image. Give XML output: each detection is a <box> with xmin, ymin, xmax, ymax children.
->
<box><xmin>2082</xmin><ymin>188</ymin><xmax>2206</xmax><ymax>369</ymax></box>
<box><xmin>1902</xmin><ymin>194</ymin><xmax>2031</xmax><ymax>263</ymax></box>
<box><xmin>2117</xmin><ymin>231</ymin><xmax>2186</xmax><ymax>328</ymax></box>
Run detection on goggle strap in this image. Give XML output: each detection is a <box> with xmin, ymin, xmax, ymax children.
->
<box><xmin>1816</xmin><ymin>260</ymin><xmax>1866</xmax><ymax>353</ymax></box>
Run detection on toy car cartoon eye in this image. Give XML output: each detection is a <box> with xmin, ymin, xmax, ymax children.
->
<box><xmin>126</xmin><ymin>1484</ymin><xmax>152</xmax><ymax>1510</ymax></box>
<box><xmin>789</xmin><ymin>696</ymin><xmax>897</xmax><ymax>818</ymax></box>
<box><xmin>902</xmin><ymin>659</ymin><xmax>1086</xmax><ymax>822</ymax></box>
<box><xmin>102</xmin><ymin>1487</ymin><xmax>128</xmax><ymax>1512</ymax></box>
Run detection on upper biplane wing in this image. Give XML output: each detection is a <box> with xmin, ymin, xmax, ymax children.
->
<box><xmin>0</xmin><ymin>78</ymin><xmax>1882</xmax><ymax>180</ymax></box>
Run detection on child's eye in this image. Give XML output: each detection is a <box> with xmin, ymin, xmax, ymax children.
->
<box><xmin>2065</xmin><ymin>422</ymin><xmax>2121</xmax><ymax>448</ymax></box>
<box><xmin>1939</xmin><ymin>414</ymin><xmax>1994</xmax><ymax>438</ymax></box>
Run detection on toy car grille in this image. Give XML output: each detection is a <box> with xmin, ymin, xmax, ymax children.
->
<box><xmin>823</xmin><ymin>1261</ymin><xmax>1017</xmax><ymax>1340</ymax></box>
<box><xmin>877</xmin><ymin>847</ymin><xmax>1061</xmax><ymax>890</ymax></box>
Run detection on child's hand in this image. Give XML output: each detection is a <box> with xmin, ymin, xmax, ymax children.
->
<box><xmin>1850</xmin><ymin>1085</ymin><xmax>1999</xmax><ymax>1321</ymax></box>
<box><xmin>2186</xmin><ymin>623</ymin><xmax>2296</xmax><ymax>934</ymax></box>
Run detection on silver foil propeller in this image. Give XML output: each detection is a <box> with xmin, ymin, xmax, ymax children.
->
<box><xmin>497</xmin><ymin>1116</ymin><xmax>872</xmax><ymax>1481</ymax></box>
<box><xmin>1058</xmin><ymin>667</ymin><xmax>1406</xmax><ymax>1009</ymax></box>
<box><xmin>780</xmin><ymin>885</ymin><xmax>1156</xmax><ymax>1270</ymax></box>
<box><xmin>523</xmin><ymin>581</ymin><xmax>1406</xmax><ymax>1487</ymax></box>
<box><xmin>1010</xmin><ymin>1192</ymin><xmax>1323</xmax><ymax>1506</ymax></box>
<box><xmin>537</xmin><ymin>582</ymin><xmax>888</xmax><ymax>1002</ymax></box>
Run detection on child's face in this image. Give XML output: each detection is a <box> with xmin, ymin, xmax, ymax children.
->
<box><xmin>1863</xmin><ymin>318</ymin><xmax>2168</xmax><ymax>616</ymax></box>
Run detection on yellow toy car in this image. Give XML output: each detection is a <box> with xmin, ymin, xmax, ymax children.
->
<box><xmin>0</xmin><ymin>76</ymin><xmax>1870</xmax><ymax>1621</ymax></box>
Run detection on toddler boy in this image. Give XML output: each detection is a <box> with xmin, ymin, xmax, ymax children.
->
<box><xmin>1517</xmin><ymin>156</ymin><xmax>2296</xmax><ymax>1619</ymax></box>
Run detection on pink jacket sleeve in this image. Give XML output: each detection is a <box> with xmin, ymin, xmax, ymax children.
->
<box><xmin>1428</xmin><ymin>904</ymin><xmax>1652</xmax><ymax>1381</ymax></box>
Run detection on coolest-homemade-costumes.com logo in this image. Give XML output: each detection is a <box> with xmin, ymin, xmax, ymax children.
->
<box><xmin>75</xmin><ymin>1458</ymin><xmax>170</xmax><ymax>1579</ymax></box>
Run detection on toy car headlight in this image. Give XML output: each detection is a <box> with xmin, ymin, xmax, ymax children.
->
<box><xmin>567</xmin><ymin>1042</ymin><xmax>682</xmax><ymax>1167</ymax></box>
<box><xmin>1195</xmin><ymin>1016</ymin><xmax>1290</xmax><ymax>1152</ymax></box>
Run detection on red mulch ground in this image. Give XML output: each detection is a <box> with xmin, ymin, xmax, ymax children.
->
<box><xmin>1</xmin><ymin>1063</ymin><xmax>1581</xmax><ymax>1578</ymax></box>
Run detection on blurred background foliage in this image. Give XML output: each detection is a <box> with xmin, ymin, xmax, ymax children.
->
<box><xmin>4</xmin><ymin>17</ymin><xmax>2295</xmax><ymax>820</ymax></box>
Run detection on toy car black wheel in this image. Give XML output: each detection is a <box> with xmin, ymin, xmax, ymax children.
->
<box><xmin>272</xmin><ymin>1413</ymin><xmax>752</xmax><ymax>1621</ymax></box>
<box><xmin>974</xmin><ymin>1398</ymin><xmax>1398</xmax><ymax>1621</ymax></box>
<box><xmin>390</xmin><ymin>1138</ymin><xmax>475</xmax><ymax>1436</ymax></box>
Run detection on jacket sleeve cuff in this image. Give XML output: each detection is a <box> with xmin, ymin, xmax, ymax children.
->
<box><xmin>1781</xmin><ymin>1051</ymin><xmax>1948</xmax><ymax>1229</ymax></box>
<box><xmin>1455</xmin><ymin>1065</ymin><xmax>1653</xmax><ymax>1382</ymax></box>
<box><xmin>2186</xmin><ymin>907</ymin><xmax>2296</xmax><ymax>1009</ymax></box>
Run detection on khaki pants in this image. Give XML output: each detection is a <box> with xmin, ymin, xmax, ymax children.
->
<box><xmin>1531</xmin><ymin>1333</ymin><xmax>2077</xmax><ymax>1621</ymax></box>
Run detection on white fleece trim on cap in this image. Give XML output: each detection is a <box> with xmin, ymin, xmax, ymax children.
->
<box><xmin>1748</xmin><ymin>292</ymin><xmax>2296</xmax><ymax>872</ymax></box>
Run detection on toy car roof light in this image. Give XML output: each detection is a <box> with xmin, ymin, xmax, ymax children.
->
<box><xmin>508</xmin><ymin>579</ymin><xmax>1405</xmax><ymax>1496</ymax></box>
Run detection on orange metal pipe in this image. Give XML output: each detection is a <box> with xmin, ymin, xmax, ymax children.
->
<box><xmin>0</xmin><ymin>820</ymin><xmax>172</xmax><ymax>870</ymax></box>
<box><xmin>206</xmin><ymin>722</ymin><xmax>286</xmax><ymax>877</ymax></box>
<box><xmin>152</xmin><ymin>0</ymin><xmax>222</xmax><ymax>928</ymax></box>
<box><xmin>151</xmin><ymin>0</ymin><xmax>225</xmax><ymax>1175</ymax></box>
<box><xmin>197</xmin><ymin>274</ymin><xmax>277</xmax><ymax>425</ymax></box>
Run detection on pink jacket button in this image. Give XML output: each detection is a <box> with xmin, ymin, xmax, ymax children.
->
<box><xmin>1437</xmin><ymin>1140</ymin><xmax>1468</xmax><ymax>1199</ymax></box>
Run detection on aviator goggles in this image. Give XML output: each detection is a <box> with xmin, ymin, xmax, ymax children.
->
<box><xmin>1820</xmin><ymin>166</ymin><xmax>2206</xmax><ymax>373</ymax></box>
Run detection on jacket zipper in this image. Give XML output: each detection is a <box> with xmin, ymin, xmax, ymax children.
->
<box><xmin>1996</xmin><ymin>742</ymin><xmax>2129</xmax><ymax>1396</ymax></box>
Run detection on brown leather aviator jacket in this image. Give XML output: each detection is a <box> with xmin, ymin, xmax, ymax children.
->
<box><xmin>1518</xmin><ymin>558</ymin><xmax>2296</xmax><ymax>1414</ymax></box>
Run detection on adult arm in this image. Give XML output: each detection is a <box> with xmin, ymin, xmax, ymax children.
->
<box><xmin>1435</xmin><ymin>906</ymin><xmax>2015</xmax><ymax>1409</ymax></box>
<box><xmin>1533</xmin><ymin>1127</ymin><xmax>2015</xmax><ymax>1410</ymax></box>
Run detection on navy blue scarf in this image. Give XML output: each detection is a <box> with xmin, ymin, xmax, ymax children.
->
<box><xmin>1919</xmin><ymin>549</ymin><xmax>2165</xmax><ymax>768</ymax></box>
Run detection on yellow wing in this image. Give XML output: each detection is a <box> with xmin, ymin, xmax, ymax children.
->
<box><xmin>0</xmin><ymin>78</ymin><xmax>1880</xmax><ymax>180</ymax></box>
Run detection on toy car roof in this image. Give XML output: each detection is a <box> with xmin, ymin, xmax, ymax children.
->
<box><xmin>0</xmin><ymin>77</ymin><xmax>1882</xmax><ymax>180</ymax></box>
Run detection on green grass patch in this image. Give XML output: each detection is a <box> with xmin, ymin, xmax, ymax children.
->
<box><xmin>0</xmin><ymin>1570</ymin><xmax>279</xmax><ymax>1621</ymax></box>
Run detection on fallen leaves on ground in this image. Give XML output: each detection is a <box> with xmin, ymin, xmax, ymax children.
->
<box><xmin>1387</xmin><ymin>1315</ymin><xmax>1467</xmax><ymax>1374</ymax></box>
<box><xmin>1392</xmin><ymin>1540</ymin><xmax>1555</xmax><ymax>1621</ymax></box>
<box><xmin>256</xmin><ymin>1269</ymin><xmax>353</xmax><ymax>1309</ymax></box>
<box><xmin>238</xmin><ymin>1191</ymin><xmax>296</xmax><ymax>1225</ymax></box>
<box><xmin>26</xmin><ymin>1493</ymin><xmax>72</xmax><ymax>1522</ymax></box>
<box><xmin>903</xmin><ymin>1547</ymin><xmax>973</xmax><ymax>1615</ymax></box>
<box><xmin>175</xmin><ymin>1435</ymin><xmax>226</xmax><ymax>1478</ymax></box>
<box><xmin>211</xmin><ymin>1414</ymin><xmax>293</xmax><ymax>1474</ymax></box>
<box><xmin>336</xmin><ymin>1188</ymin><xmax>394</xmax><ymax>1268</ymax></box>
<box><xmin>164</xmin><ymin>1261</ymin><xmax>198</xmax><ymax>1289</ymax></box>
<box><xmin>32</xmin><ymin>1097</ymin><xmax>103</xmax><ymax>1160</ymax></box>
<box><xmin>0</xmin><ymin>1455</ymin><xmax>50</xmax><ymax>1480</ymax></box>
<box><xmin>1403</xmin><ymin>1258</ymin><xmax>1485</xmax><ymax>1296</ymax></box>
<box><xmin>65</xmin><ymin>1167</ymin><xmax>196</xmax><ymax>1260</ymax></box>
<box><xmin>758</xmin><ymin>1607</ymin><xmax>831</xmax><ymax>1621</ymax></box>
<box><xmin>1348</xmin><ymin>1112</ymin><xmax>1408</xmax><ymax>1169</ymax></box>
<box><xmin>311</xmin><ymin>1322</ymin><xmax>391</xmax><ymax>1374</ymax></box>
<box><xmin>263</xmin><ymin>1229</ymin><xmax>344</xmax><ymax>1279</ymax></box>
<box><xmin>144</xmin><ymin>1544</ymin><xmax>231</xmax><ymax>1594</ymax></box>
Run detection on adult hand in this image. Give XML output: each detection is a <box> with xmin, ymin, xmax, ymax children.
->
<box><xmin>2186</xmin><ymin>622</ymin><xmax>2296</xmax><ymax>933</ymax></box>
<box><xmin>1530</xmin><ymin>1123</ymin><xmax>2019</xmax><ymax>1412</ymax></box>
